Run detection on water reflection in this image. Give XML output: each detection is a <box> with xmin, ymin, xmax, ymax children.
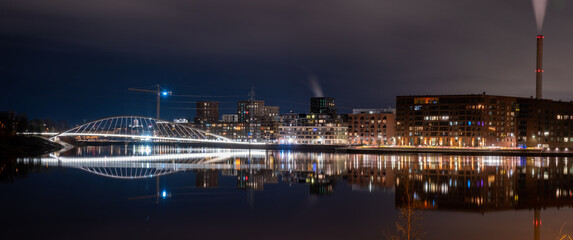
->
<box><xmin>9</xmin><ymin>146</ymin><xmax>573</xmax><ymax>239</ymax></box>
<box><xmin>0</xmin><ymin>157</ymin><xmax>42</xmax><ymax>183</ymax></box>
<box><xmin>15</xmin><ymin>147</ymin><xmax>573</xmax><ymax>206</ymax></box>
<box><xmin>14</xmin><ymin>146</ymin><xmax>573</xmax><ymax>208</ymax></box>
<box><xmin>392</xmin><ymin>155</ymin><xmax>573</xmax><ymax>213</ymax></box>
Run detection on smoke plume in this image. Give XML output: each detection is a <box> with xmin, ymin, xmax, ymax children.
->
<box><xmin>308</xmin><ymin>74</ymin><xmax>324</xmax><ymax>97</ymax></box>
<box><xmin>532</xmin><ymin>0</ymin><xmax>548</xmax><ymax>32</ymax></box>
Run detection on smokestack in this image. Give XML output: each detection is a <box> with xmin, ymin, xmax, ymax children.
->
<box><xmin>536</xmin><ymin>35</ymin><xmax>543</xmax><ymax>99</ymax></box>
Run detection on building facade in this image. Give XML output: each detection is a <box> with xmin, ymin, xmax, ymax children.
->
<box><xmin>516</xmin><ymin>98</ymin><xmax>573</xmax><ymax>148</ymax></box>
<box><xmin>348</xmin><ymin>109</ymin><xmax>396</xmax><ymax>145</ymax></box>
<box><xmin>263</xmin><ymin>106</ymin><xmax>280</xmax><ymax>121</ymax></box>
<box><xmin>310</xmin><ymin>97</ymin><xmax>336</xmax><ymax>115</ymax></box>
<box><xmin>278</xmin><ymin>113</ymin><xmax>348</xmax><ymax>145</ymax></box>
<box><xmin>396</xmin><ymin>94</ymin><xmax>573</xmax><ymax>148</ymax></box>
<box><xmin>194</xmin><ymin>101</ymin><xmax>219</xmax><ymax>124</ymax></box>
<box><xmin>221</xmin><ymin>114</ymin><xmax>238</xmax><ymax>123</ymax></box>
<box><xmin>396</xmin><ymin>94</ymin><xmax>518</xmax><ymax>147</ymax></box>
<box><xmin>236</xmin><ymin>100</ymin><xmax>280</xmax><ymax>142</ymax></box>
<box><xmin>190</xmin><ymin>122</ymin><xmax>249</xmax><ymax>141</ymax></box>
<box><xmin>237</xmin><ymin>100</ymin><xmax>265</xmax><ymax>123</ymax></box>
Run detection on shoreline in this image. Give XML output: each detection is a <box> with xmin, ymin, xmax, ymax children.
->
<box><xmin>54</xmin><ymin>141</ymin><xmax>573</xmax><ymax>156</ymax></box>
<box><xmin>336</xmin><ymin>146</ymin><xmax>572</xmax><ymax>157</ymax></box>
<box><xmin>5</xmin><ymin>137</ymin><xmax>572</xmax><ymax>157</ymax></box>
<box><xmin>0</xmin><ymin>135</ymin><xmax>63</xmax><ymax>159</ymax></box>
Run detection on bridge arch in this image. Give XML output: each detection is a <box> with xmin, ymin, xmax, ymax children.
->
<box><xmin>54</xmin><ymin>116</ymin><xmax>234</xmax><ymax>143</ymax></box>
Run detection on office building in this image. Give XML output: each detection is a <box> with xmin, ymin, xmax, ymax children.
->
<box><xmin>310</xmin><ymin>97</ymin><xmax>336</xmax><ymax>115</ymax></box>
<box><xmin>194</xmin><ymin>101</ymin><xmax>219</xmax><ymax>124</ymax></box>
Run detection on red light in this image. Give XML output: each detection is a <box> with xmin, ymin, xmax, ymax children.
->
<box><xmin>245</xmin><ymin>176</ymin><xmax>248</xmax><ymax>181</ymax></box>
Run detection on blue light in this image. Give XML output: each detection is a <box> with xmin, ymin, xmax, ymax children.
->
<box><xmin>467</xmin><ymin>180</ymin><xmax>471</xmax><ymax>188</ymax></box>
<box><xmin>162</xmin><ymin>92</ymin><xmax>168</xmax><ymax>96</ymax></box>
<box><xmin>468</xmin><ymin>121</ymin><xmax>472</xmax><ymax>126</ymax></box>
<box><xmin>162</xmin><ymin>190</ymin><xmax>167</xmax><ymax>198</ymax></box>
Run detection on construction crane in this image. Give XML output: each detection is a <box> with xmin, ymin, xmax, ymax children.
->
<box><xmin>128</xmin><ymin>85</ymin><xmax>172</xmax><ymax>119</ymax></box>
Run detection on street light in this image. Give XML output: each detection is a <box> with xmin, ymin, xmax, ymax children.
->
<box><xmin>129</xmin><ymin>85</ymin><xmax>172</xmax><ymax>119</ymax></box>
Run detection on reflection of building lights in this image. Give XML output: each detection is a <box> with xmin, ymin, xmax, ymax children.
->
<box><xmin>138</xmin><ymin>146</ymin><xmax>152</xmax><ymax>155</ymax></box>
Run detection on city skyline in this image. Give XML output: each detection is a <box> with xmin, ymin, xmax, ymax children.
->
<box><xmin>2</xmin><ymin>0</ymin><xmax>573</xmax><ymax>124</ymax></box>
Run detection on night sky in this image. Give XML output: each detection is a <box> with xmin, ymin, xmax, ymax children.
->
<box><xmin>2</xmin><ymin>0</ymin><xmax>573</xmax><ymax>124</ymax></box>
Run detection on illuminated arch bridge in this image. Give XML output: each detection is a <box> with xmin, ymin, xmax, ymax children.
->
<box><xmin>54</xmin><ymin>116</ymin><xmax>260</xmax><ymax>145</ymax></box>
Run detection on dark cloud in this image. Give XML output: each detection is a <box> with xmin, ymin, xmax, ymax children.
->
<box><xmin>1</xmin><ymin>0</ymin><xmax>573</xmax><ymax>123</ymax></box>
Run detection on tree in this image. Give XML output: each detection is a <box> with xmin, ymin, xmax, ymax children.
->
<box><xmin>0</xmin><ymin>111</ymin><xmax>28</xmax><ymax>135</ymax></box>
<box><xmin>387</xmin><ymin>163</ymin><xmax>424</xmax><ymax>240</ymax></box>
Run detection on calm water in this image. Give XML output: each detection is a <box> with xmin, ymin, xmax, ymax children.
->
<box><xmin>1</xmin><ymin>146</ymin><xmax>572</xmax><ymax>240</ymax></box>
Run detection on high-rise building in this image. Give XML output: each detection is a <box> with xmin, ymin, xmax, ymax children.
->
<box><xmin>310</xmin><ymin>97</ymin><xmax>336</xmax><ymax>115</ymax></box>
<box><xmin>237</xmin><ymin>100</ymin><xmax>265</xmax><ymax>123</ymax></box>
<box><xmin>236</xmin><ymin>100</ymin><xmax>280</xmax><ymax>142</ymax></box>
<box><xmin>194</xmin><ymin>101</ymin><xmax>219</xmax><ymax>124</ymax></box>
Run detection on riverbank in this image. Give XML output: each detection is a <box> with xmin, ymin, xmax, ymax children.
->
<box><xmin>0</xmin><ymin>135</ymin><xmax>63</xmax><ymax>158</ymax></box>
<box><xmin>58</xmin><ymin>141</ymin><xmax>573</xmax><ymax>156</ymax></box>
<box><xmin>337</xmin><ymin>146</ymin><xmax>573</xmax><ymax>157</ymax></box>
<box><xmin>173</xmin><ymin>143</ymin><xmax>573</xmax><ymax>156</ymax></box>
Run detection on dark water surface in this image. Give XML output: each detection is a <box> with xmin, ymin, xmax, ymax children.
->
<box><xmin>1</xmin><ymin>146</ymin><xmax>572</xmax><ymax>240</ymax></box>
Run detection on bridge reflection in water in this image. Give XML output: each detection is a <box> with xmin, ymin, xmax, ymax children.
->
<box><xmin>17</xmin><ymin>149</ymin><xmax>573</xmax><ymax>200</ymax></box>
<box><xmin>17</xmin><ymin>147</ymin><xmax>573</xmax><ymax>239</ymax></box>
<box><xmin>20</xmin><ymin>149</ymin><xmax>269</xmax><ymax>179</ymax></box>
